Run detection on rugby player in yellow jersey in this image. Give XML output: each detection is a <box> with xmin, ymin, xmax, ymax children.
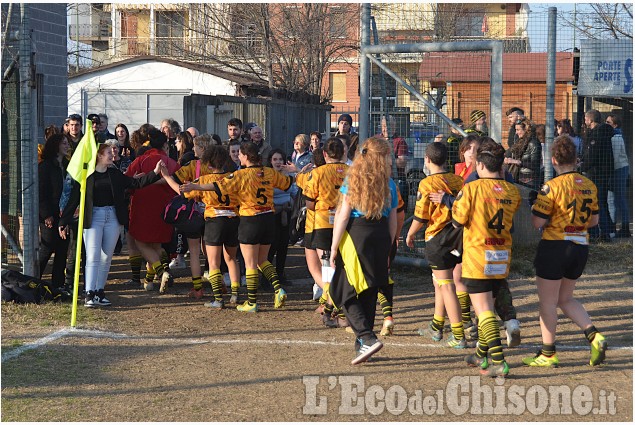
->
<box><xmin>161</xmin><ymin>146</ymin><xmax>241</xmax><ymax>308</ymax></box>
<box><xmin>184</xmin><ymin>142</ymin><xmax>293</xmax><ymax>312</ymax></box>
<box><xmin>296</xmin><ymin>150</ymin><xmax>328</xmax><ymax>313</ymax></box>
<box><xmin>407</xmin><ymin>142</ymin><xmax>469</xmax><ymax>348</ymax></box>
<box><xmin>304</xmin><ymin>137</ymin><xmax>349</xmax><ymax>328</ymax></box>
<box><xmin>523</xmin><ymin>135</ymin><xmax>607</xmax><ymax>367</ymax></box>
<box><xmin>452</xmin><ymin>139</ymin><xmax>521</xmax><ymax>377</ymax></box>
<box><xmin>158</xmin><ymin>134</ymin><xmax>217</xmax><ymax>298</ymax></box>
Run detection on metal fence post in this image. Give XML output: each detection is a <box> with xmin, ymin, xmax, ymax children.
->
<box><xmin>19</xmin><ymin>4</ymin><xmax>38</xmax><ymax>276</ymax></box>
<box><xmin>358</xmin><ymin>3</ymin><xmax>371</xmax><ymax>144</ymax></box>
<box><xmin>544</xmin><ymin>7</ymin><xmax>557</xmax><ymax>182</ymax></box>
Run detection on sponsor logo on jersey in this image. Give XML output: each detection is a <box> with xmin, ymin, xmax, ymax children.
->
<box><xmin>574</xmin><ymin>176</ymin><xmax>583</xmax><ymax>185</ymax></box>
<box><xmin>540</xmin><ymin>184</ymin><xmax>550</xmax><ymax>195</ymax></box>
<box><xmin>226</xmin><ymin>173</ymin><xmax>235</xmax><ymax>179</ymax></box>
<box><xmin>492</xmin><ymin>184</ymin><xmax>503</xmax><ymax>194</ymax></box>
<box><xmin>416</xmin><ymin>191</ymin><xmax>423</xmax><ymax>201</ymax></box>
<box><xmin>484</xmin><ymin>263</ymin><xmax>508</xmax><ymax>276</ymax></box>
<box><xmin>485</xmin><ymin>238</ymin><xmax>506</xmax><ymax>246</ymax></box>
<box><xmin>484</xmin><ymin>249</ymin><xmax>509</xmax><ymax>261</ymax></box>
<box><xmin>455</xmin><ymin>190</ymin><xmax>463</xmax><ymax>201</ymax></box>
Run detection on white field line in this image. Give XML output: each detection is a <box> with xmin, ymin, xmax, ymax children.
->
<box><xmin>1</xmin><ymin>327</ymin><xmax>207</xmax><ymax>363</ymax></box>
<box><xmin>3</xmin><ymin>328</ymin><xmax>631</xmax><ymax>362</ymax></box>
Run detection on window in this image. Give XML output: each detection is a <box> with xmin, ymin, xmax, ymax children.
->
<box><xmin>329</xmin><ymin>72</ymin><xmax>347</xmax><ymax>102</ymax></box>
<box><xmin>329</xmin><ymin>7</ymin><xmax>347</xmax><ymax>38</ymax></box>
<box><xmin>156</xmin><ymin>11</ymin><xmax>185</xmax><ymax>56</ymax></box>
<box><xmin>455</xmin><ymin>12</ymin><xmax>485</xmax><ymax>37</ymax></box>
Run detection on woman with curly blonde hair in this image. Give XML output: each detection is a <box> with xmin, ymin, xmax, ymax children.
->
<box><xmin>328</xmin><ymin>137</ymin><xmax>398</xmax><ymax>365</ymax></box>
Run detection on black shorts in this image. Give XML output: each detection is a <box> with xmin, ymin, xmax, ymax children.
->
<box><xmin>312</xmin><ymin>228</ymin><xmax>333</xmax><ymax>251</ymax></box>
<box><xmin>179</xmin><ymin>227</ymin><xmax>204</xmax><ymax>240</ymax></box>
<box><xmin>304</xmin><ymin>231</ymin><xmax>315</xmax><ymax>250</ymax></box>
<box><xmin>534</xmin><ymin>239</ymin><xmax>589</xmax><ymax>280</ymax></box>
<box><xmin>238</xmin><ymin>214</ymin><xmax>275</xmax><ymax>245</ymax></box>
<box><xmin>204</xmin><ymin>216</ymin><xmax>239</xmax><ymax>247</ymax></box>
<box><xmin>464</xmin><ymin>278</ymin><xmax>506</xmax><ymax>294</ymax></box>
<box><xmin>425</xmin><ymin>226</ymin><xmax>462</xmax><ymax>270</ymax></box>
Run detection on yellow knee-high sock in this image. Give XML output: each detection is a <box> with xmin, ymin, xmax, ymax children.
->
<box><xmin>258</xmin><ymin>261</ymin><xmax>281</xmax><ymax>292</ymax></box>
<box><xmin>209</xmin><ymin>269</ymin><xmax>223</xmax><ymax>301</ymax></box>
<box><xmin>479</xmin><ymin>310</ymin><xmax>504</xmax><ymax>364</ymax></box>
<box><xmin>246</xmin><ymin>269</ymin><xmax>259</xmax><ymax>305</ymax></box>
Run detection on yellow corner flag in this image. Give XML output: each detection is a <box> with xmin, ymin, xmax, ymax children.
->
<box><xmin>66</xmin><ymin>119</ymin><xmax>98</xmax><ymax>182</ymax></box>
<box><xmin>67</xmin><ymin>120</ymin><xmax>98</xmax><ymax>327</ymax></box>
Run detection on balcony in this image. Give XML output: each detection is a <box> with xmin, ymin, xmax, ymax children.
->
<box><xmin>69</xmin><ymin>23</ymin><xmax>111</xmax><ymax>42</ymax></box>
<box><xmin>110</xmin><ymin>36</ymin><xmax>225</xmax><ymax>59</ymax></box>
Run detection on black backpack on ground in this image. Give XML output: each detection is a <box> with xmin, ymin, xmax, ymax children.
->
<box><xmin>288</xmin><ymin>187</ymin><xmax>307</xmax><ymax>246</ymax></box>
<box><xmin>1</xmin><ymin>269</ymin><xmax>69</xmax><ymax>304</ymax></box>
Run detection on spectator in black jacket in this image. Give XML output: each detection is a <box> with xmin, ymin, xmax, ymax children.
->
<box><xmin>59</xmin><ymin>144</ymin><xmax>163</xmax><ymax>307</ymax></box>
<box><xmin>581</xmin><ymin>109</ymin><xmax>615</xmax><ymax>242</ymax></box>
<box><xmin>38</xmin><ymin>134</ymin><xmax>71</xmax><ymax>290</ymax></box>
<box><xmin>505</xmin><ymin>107</ymin><xmax>524</xmax><ymax>149</ymax></box>
<box><xmin>504</xmin><ymin>118</ymin><xmax>542</xmax><ymax>191</ymax></box>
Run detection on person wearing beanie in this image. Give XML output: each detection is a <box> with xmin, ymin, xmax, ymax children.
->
<box><xmin>466</xmin><ymin>109</ymin><xmax>488</xmax><ymax>137</ymax></box>
<box><xmin>332</xmin><ymin>113</ymin><xmax>360</xmax><ymax>161</ymax></box>
<box><xmin>445</xmin><ymin>118</ymin><xmax>464</xmax><ymax>168</ymax></box>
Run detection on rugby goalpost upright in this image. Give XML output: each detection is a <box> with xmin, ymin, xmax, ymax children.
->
<box><xmin>358</xmin><ymin>3</ymin><xmax>503</xmax><ymax>145</ymax></box>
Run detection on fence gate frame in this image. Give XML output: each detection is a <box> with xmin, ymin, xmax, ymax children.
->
<box><xmin>358</xmin><ymin>3</ymin><xmax>503</xmax><ymax>146</ymax></box>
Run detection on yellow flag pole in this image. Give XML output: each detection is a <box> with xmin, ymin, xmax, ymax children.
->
<box><xmin>70</xmin><ymin>164</ymin><xmax>88</xmax><ymax>327</ymax></box>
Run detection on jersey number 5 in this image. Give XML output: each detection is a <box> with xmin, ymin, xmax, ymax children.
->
<box><xmin>256</xmin><ymin>188</ymin><xmax>268</xmax><ymax>205</ymax></box>
<box><xmin>567</xmin><ymin>198</ymin><xmax>592</xmax><ymax>223</ymax></box>
<box><xmin>487</xmin><ymin>209</ymin><xmax>505</xmax><ymax>234</ymax></box>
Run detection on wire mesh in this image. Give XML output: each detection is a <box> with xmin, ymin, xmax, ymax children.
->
<box><xmin>350</xmin><ymin>4</ymin><xmax>633</xmax><ymax>257</ymax></box>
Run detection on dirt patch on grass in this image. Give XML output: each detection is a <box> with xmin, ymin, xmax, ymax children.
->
<box><xmin>2</xmin><ymin>243</ymin><xmax>632</xmax><ymax>421</ymax></box>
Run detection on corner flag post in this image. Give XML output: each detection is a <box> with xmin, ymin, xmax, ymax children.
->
<box><xmin>66</xmin><ymin>119</ymin><xmax>98</xmax><ymax>327</ymax></box>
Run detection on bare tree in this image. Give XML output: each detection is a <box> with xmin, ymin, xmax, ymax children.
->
<box><xmin>559</xmin><ymin>3</ymin><xmax>633</xmax><ymax>40</ymax></box>
<box><xmin>153</xmin><ymin>3</ymin><xmax>359</xmax><ymax>103</ymax></box>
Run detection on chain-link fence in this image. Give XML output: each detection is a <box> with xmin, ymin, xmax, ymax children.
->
<box><xmin>350</xmin><ymin>4</ymin><xmax>632</xmax><ymax>258</ymax></box>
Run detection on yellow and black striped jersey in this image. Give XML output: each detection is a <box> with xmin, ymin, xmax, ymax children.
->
<box><xmin>532</xmin><ymin>172</ymin><xmax>598</xmax><ymax>245</ymax></box>
<box><xmin>185</xmin><ymin>172</ymin><xmax>238</xmax><ymax>218</ymax></box>
<box><xmin>452</xmin><ymin>178</ymin><xmax>521</xmax><ymax>279</ymax></box>
<box><xmin>304</xmin><ymin>162</ymin><xmax>348</xmax><ymax>230</ymax></box>
<box><xmin>414</xmin><ymin>172</ymin><xmax>464</xmax><ymax>241</ymax></box>
<box><xmin>173</xmin><ymin>160</ymin><xmax>215</xmax><ymax>184</ymax></box>
<box><xmin>296</xmin><ymin>170</ymin><xmax>315</xmax><ymax>234</ymax></box>
<box><xmin>216</xmin><ymin>166</ymin><xmax>292</xmax><ymax>217</ymax></box>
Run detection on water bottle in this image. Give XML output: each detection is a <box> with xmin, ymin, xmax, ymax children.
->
<box><xmin>321</xmin><ymin>250</ymin><xmax>334</xmax><ymax>283</ymax></box>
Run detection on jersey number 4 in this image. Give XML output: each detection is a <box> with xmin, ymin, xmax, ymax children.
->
<box><xmin>567</xmin><ymin>198</ymin><xmax>592</xmax><ymax>223</ymax></box>
<box><xmin>487</xmin><ymin>209</ymin><xmax>505</xmax><ymax>234</ymax></box>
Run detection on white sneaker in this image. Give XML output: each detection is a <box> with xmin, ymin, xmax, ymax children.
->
<box><xmin>168</xmin><ymin>255</ymin><xmax>186</xmax><ymax>269</ymax></box>
<box><xmin>504</xmin><ymin>319</ymin><xmax>521</xmax><ymax>348</ymax></box>
<box><xmin>223</xmin><ymin>273</ymin><xmax>231</xmax><ymax>287</ymax></box>
<box><xmin>203</xmin><ymin>270</ymin><xmax>210</xmax><ymax>280</ymax></box>
<box><xmin>312</xmin><ymin>283</ymin><xmax>323</xmax><ymax>301</ymax></box>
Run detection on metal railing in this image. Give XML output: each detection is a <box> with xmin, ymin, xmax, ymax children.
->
<box><xmin>68</xmin><ymin>23</ymin><xmax>111</xmax><ymax>40</ymax></box>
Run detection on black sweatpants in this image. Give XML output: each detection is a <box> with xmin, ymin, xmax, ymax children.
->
<box><xmin>341</xmin><ymin>287</ymin><xmax>379</xmax><ymax>341</ymax></box>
